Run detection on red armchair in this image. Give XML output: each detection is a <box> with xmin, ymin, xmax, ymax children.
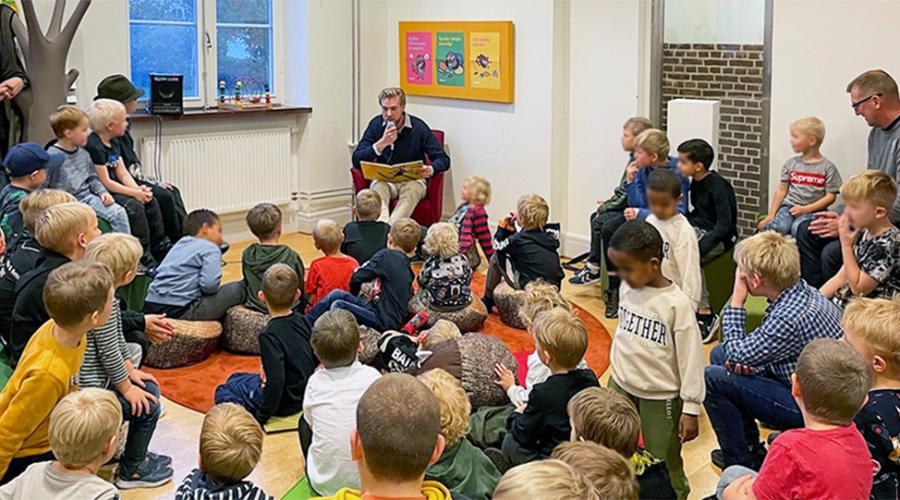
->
<box><xmin>351</xmin><ymin>129</ymin><xmax>445</xmax><ymax>227</ymax></box>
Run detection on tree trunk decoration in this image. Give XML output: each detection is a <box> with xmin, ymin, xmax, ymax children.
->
<box><xmin>12</xmin><ymin>0</ymin><xmax>91</xmax><ymax>146</ymax></box>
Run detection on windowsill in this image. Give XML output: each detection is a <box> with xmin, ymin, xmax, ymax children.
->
<box><xmin>129</xmin><ymin>104</ymin><xmax>312</xmax><ymax>123</ymax></box>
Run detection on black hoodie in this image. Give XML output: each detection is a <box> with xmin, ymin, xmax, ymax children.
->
<box><xmin>493</xmin><ymin>222</ymin><xmax>564</xmax><ymax>288</ymax></box>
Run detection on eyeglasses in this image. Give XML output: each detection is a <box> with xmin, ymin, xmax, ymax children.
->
<box><xmin>851</xmin><ymin>93</ymin><xmax>882</xmax><ymax>110</ymax></box>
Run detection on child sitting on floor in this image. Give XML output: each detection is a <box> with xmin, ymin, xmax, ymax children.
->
<box><xmin>144</xmin><ymin>209</ymin><xmax>244</xmax><ymax>321</ymax></box>
<box><xmin>216</xmin><ymin>264</ymin><xmax>317</xmax><ymax>425</ymax></box>
<box><xmin>417</xmin><ymin>222</ymin><xmax>473</xmax><ymax>311</ymax></box>
<box><xmin>306</xmin><ymin>219</ymin><xmax>359</xmax><ymax>308</ymax></box>
<box><xmin>341</xmin><ymin>189</ymin><xmax>390</xmax><ymax>265</ymax></box>
<box><xmin>0</xmin><ymin>143</ymin><xmax>58</xmax><ymax>246</ymax></box>
<box><xmin>842</xmin><ymin>297</ymin><xmax>900</xmax><ymax>500</ymax></box>
<box><xmin>448</xmin><ymin>175</ymin><xmax>494</xmax><ymax>269</ymax></box>
<box><xmin>0</xmin><ymin>389</ymin><xmax>121</xmax><ymax>499</ymax></box>
<box><xmin>551</xmin><ymin>441</ymin><xmax>639</xmax><ymax>500</ymax></box>
<box><xmin>493</xmin><ymin>459</ymin><xmax>599</xmax><ymax>500</ymax></box>
<box><xmin>175</xmin><ymin>403</ymin><xmax>272</xmax><ymax>499</ymax></box>
<box><xmin>241</xmin><ymin>202</ymin><xmax>305</xmax><ymax>313</ymax></box>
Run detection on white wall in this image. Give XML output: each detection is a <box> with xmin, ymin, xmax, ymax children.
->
<box><xmin>664</xmin><ymin>0</ymin><xmax>765</xmax><ymax>44</ymax></box>
<box><xmin>768</xmin><ymin>0</ymin><xmax>900</xmax><ymax>192</ymax></box>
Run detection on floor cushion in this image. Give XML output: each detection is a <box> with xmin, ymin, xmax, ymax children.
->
<box><xmin>144</xmin><ymin>320</ymin><xmax>223</xmax><ymax>369</ymax></box>
<box><xmin>420</xmin><ymin>333</ymin><xmax>518</xmax><ymax>409</ymax></box>
<box><xmin>494</xmin><ymin>281</ymin><xmax>528</xmax><ymax>330</ymax></box>
<box><xmin>408</xmin><ymin>292</ymin><xmax>488</xmax><ymax>333</ymax></box>
<box><xmin>223</xmin><ymin>306</ymin><xmax>269</xmax><ymax>354</ymax></box>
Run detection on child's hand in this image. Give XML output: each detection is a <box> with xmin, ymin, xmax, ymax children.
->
<box><xmin>416</xmin><ymin>332</ymin><xmax>429</xmax><ymax>347</ymax></box>
<box><xmin>135</xmin><ymin>189</ymin><xmax>153</xmax><ymax>204</ymax></box>
<box><xmin>838</xmin><ymin>213</ymin><xmax>859</xmax><ymax>247</ymax></box>
<box><xmin>144</xmin><ymin>314</ymin><xmax>175</xmax><ymax>343</ymax></box>
<box><xmin>788</xmin><ymin>204</ymin><xmax>808</xmax><ymax>216</ymax></box>
<box><xmin>100</xmin><ymin>193</ymin><xmax>114</xmax><ymax>206</ymax></box>
<box><xmin>0</xmin><ymin>230</ymin><xmax>5</xmax><ymax>257</ymax></box>
<box><xmin>123</xmin><ymin>385</ymin><xmax>157</xmax><ymax>417</ymax></box>
<box><xmin>626</xmin><ymin>161</ymin><xmax>639</xmax><ymax>183</ymax></box>
<box><xmin>260</xmin><ymin>363</ymin><xmax>267</xmax><ymax>387</ymax></box>
<box><xmin>723</xmin><ymin>474</ymin><xmax>756</xmax><ymax>500</ymax></box>
<box><xmin>129</xmin><ymin>369</ymin><xmax>157</xmax><ymax>388</ymax></box>
<box><xmin>679</xmin><ymin>413</ymin><xmax>699</xmax><ymax>443</ymax></box>
<box><xmin>515</xmin><ymin>404</ymin><xmax>527</xmax><ymax>414</ymax></box>
<box><xmin>493</xmin><ymin>363</ymin><xmax>516</xmax><ymax>391</ymax></box>
<box><xmin>624</xmin><ymin>208</ymin><xmax>638</xmax><ymax>221</ymax></box>
<box><xmin>731</xmin><ymin>268</ymin><xmax>749</xmax><ymax>308</ymax></box>
<box><xmin>757</xmin><ymin>215</ymin><xmax>772</xmax><ymax>232</ymax></box>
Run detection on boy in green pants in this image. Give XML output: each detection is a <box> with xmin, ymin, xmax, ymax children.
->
<box><xmin>605</xmin><ymin>220</ymin><xmax>706</xmax><ymax>499</ymax></box>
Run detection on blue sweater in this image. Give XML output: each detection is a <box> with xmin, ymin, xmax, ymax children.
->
<box><xmin>352</xmin><ymin>114</ymin><xmax>450</xmax><ymax>174</ymax></box>
<box><xmin>624</xmin><ymin>156</ymin><xmax>691</xmax><ymax>220</ymax></box>
<box><xmin>145</xmin><ymin>236</ymin><xmax>222</xmax><ymax>307</ymax></box>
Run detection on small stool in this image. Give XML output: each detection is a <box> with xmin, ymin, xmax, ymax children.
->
<box><xmin>143</xmin><ymin>320</ymin><xmax>223</xmax><ymax>369</ymax></box>
<box><xmin>358</xmin><ymin>325</ymin><xmax>382</xmax><ymax>366</ymax></box>
<box><xmin>457</xmin><ymin>333</ymin><xmax>518</xmax><ymax>409</ymax></box>
<box><xmin>223</xmin><ymin>306</ymin><xmax>269</xmax><ymax>354</ymax></box>
<box><xmin>493</xmin><ymin>281</ymin><xmax>528</xmax><ymax>330</ymax></box>
<box><xmin>408</xmin><ymin>293</ymin><xmax>488</xmax><ymax>333</ymax></box>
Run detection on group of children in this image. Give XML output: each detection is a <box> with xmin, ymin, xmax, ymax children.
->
<box><xmin>0</xmin><ymin>107</ymin><xmax>897</xmax><ymax>500</ymax></box>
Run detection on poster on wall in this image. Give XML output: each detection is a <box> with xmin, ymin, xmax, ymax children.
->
<box><xmin>399</xmin><ymin>21</ymin><xmax>514</xmax><ymax>103</ymax></box>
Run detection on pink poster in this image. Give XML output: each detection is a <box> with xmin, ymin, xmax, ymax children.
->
<box><xmin>405</xmin><ymin>32</ymin><xmax>433</xmax><ymax>85</ymax></box>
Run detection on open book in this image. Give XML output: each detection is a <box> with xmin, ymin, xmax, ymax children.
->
<box><xmin>360</xmin><ymin>160</ymin><xmax>426</xmax><ymax>183</ymax></box>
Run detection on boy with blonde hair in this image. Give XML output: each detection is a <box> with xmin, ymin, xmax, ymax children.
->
<box><xmin>419</xmin><ymin>368</ymin><xmax>500</xmax><ymax>500</ymax></box>
<box><xmin>482</xmin><ymin>193</ymin><xmax>563</xmax><ymax>313</ymax></box>
<box><xmin>9</xmin><ymin>202</ymin><xmax>100</xmax><ymax>362</ymax></box>
<box><xmin>0</xmin><ymin>262</ymin><xmax>114</xmax><ymax>484</ymax></box>
<box><xmin>760</xmin><ymin>117</ymin><xmax>842</xmax><ymax>236</ymax></box>
<box><xmin>449</xmin><ymin>175</ymin><xmax>494</xmax><ymax>269</ymax></box>
<box><xmin>0</xmin><ymin>143</ymin><xmax>61</xmax><ymax>245</ymax></box>
<box><xmin>175</xmin><ymin>403</ymin><xmax>271</xmax><ymax>499</ymax></box>
<box><xmin>500</xmin><ymin>308</ymin><xmax>598</xmax><ymax>467</ymax></box>
<box><xmin>48</xmin><ymin>105</ymin><xmax>130</xmax><ymax>235</ymax></box>
<box><xmin>86</xmin><ymin>98</ymin><xmax>171</xmax><ymax>269</ymax></box>
<box><xmin>418</xmin><ymin>222</ymin><xmax>473</xmax><ymax>311</ymax></box>
<box><xmin>551</xmin><ymin>441</ymin><xmax>639</xmax><ymax>500</ymax></box>
<box><xmin>705</xmin><ymin>231</ymin><xmax>843</xmax><ymax>473</ymax></box>
<box><xmin>306</xmin><ymin>219</ymin><xmax>358</xmax><ymax>307</ymax></box>
<box><xmin>308</xmin><ymin>218</ymin><xmax>420</xmax><ymax>331</ymax></box>
<box><xmin>843</xmin><ymin>297</ymin><xmax>900</xmax><ymax>499</ymax></box>
<box><xmin>717</xmin><ymin>339</ymin><xmax>873</xmax><ymax>500</ymax></box>
<box><xmin>493</xmin><ymin>459</ymin><xmax>599</xmax><ymax>500</ymax></box>
<box><xmin>0</xmin><ymin>389</ymin><xmax>122</xmax><ymax>499</ymax></box>
<box><xmin>242</xmin><ymin>202</ymin><xmax>305</xmax><ymax>312</ymax></box>
<box><xmin>82</xmin><ymin>233</ymin><xmax>172</xmax><ymax>488</ymax></box>
<box><xmin>341</xmin><ymin>189</ymin><xmax>390</xmax><ymax>265</ymax></box>
<box><xmin>821</xmin><ymin>170</ymin><xmax>900</xmax><ymax>309</ymax></box>
<box><xmin>420</xmin><ymin>319</ymin><xmax>461</xmax><ymax>350</ymax></box>
<box><xmin>303</xmin><ymin>309</ymin><xmax>380</xmax><ymax>496</ymax></box>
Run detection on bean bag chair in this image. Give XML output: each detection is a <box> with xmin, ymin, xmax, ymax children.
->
<box><xmin>408</xmin><ymin>293</ymin><xmax>488</xmax><ymax>333</ymax></box>
<box><xmin>493</xmin><ymin>281</ymin><xmax>527</xmax><ymax>330</ymax></box>
<box><xmin>223</xmin><ymin>306</ymin><xmax>269</xmax><ymax>354</ymax></box>
<box><xmin>143</xmin><ymin>320</ymin><xmax>222</xmax><ymax>369</ymax></box>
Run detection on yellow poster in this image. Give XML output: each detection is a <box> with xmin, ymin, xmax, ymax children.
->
<box><xmin>470</xmin><ymin>32</ymin><xmax>500</xmax><ymax>90</ymax></box>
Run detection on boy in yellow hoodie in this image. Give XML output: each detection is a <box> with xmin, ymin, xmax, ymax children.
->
<box><xmin>315</xmin><ymin>373</ymin><xmax>453</xmax><ymax>500</ymax></box>
<box><xmin>0</xmin><ymin>261</ymin><xmax>115</xmax><ymax>484</ymax></box>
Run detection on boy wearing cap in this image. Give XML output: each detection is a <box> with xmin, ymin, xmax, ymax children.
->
<box><xmin>0</xmin><ymin>143</ymin><xmax>60</xmax><ymax>246</ymax></box>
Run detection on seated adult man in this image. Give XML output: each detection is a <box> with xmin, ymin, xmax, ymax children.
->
<box><xmin>704</xmin><ymin>232</ymin><xmax>843</xmax><ymax>471</ymax></box>
<box><xmin>352</xmin><ymin>87</ymin><xmax>450</xmax><ymax>224</ymax></box>
<box><xmin>796</xmin><ymin>69</ymin><xmax>900</xmax><ymax>286</ymax></box>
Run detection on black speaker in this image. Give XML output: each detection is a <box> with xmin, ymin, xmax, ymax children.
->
<box><xmin>148</xmin><ymin>74</ymin><xmax>183</xmax><ymax>115</ymax></box>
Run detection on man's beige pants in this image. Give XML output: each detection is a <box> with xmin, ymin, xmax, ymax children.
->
<box><xmin>370</xmin><ymin>179</ymin><xmax>427</xmax><ymax>224</ymax></box>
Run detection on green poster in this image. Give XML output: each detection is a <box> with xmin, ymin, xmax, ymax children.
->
<box><xmin>436</xmin><ymin>32</ymin><xmax>465</xmax><ymax>86</ymax></box>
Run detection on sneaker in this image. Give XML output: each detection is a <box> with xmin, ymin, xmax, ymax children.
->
<box><xmin>604</xmin><ymin>287</ymin><xmax>619</xmax><ymax>319</ymax></box>
<box><xmin>402</xmin><ymin>312</ymin><xmax>430</xmax><ymax>335</ymax></box>
<box><xmin>158</xmin><ymin>400</ymin><xmax>166</xmax><ymax>418</ymax></box>
<box><xmin>147</xmin><ymin>452</ymin><xmax>172</xmax><ymax>468</ymax></box>
<box><xmin>710</xmin><ymin>442</ymin><xmax>767</xmax><ymax>471</ymax></box>
<box><xmin>697</xmin><ymin>313</ymin><xmax>718</xmax><ymax>344</ymax></box>
<box><xmin>219</xmin><ymin>242</ymin><xmax>230</xmax><ymax>255</ymax></box>
<box><xmin>116</xmin><ymin>459</ymin><xmax>173</xmax><ymax>489</ymax></box>
<box><xmin>484</xmin><ymin>447</ymin><xmax>510</xmax><ymax>474</ymax></box>
<box><xmin>568</xmin><ymin>266</ymin><xmax>602</xmax><ymax>287</ymax></box>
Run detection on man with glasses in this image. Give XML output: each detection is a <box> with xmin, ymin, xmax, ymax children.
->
<box><xmin>795</xmin><ymin>70</ymin><xmax>900</xmax><ymax>287</ymax></box>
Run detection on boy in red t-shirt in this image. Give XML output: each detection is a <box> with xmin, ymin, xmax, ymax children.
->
<box><xmin>305</xmin><ymin>219</ymin><xmax>359</xmax><ymax>307</ymax></box>
<box><xmin>716</xmin><ymin>339</ymin><xmax>874</xmax><ymax>500</ymax></box>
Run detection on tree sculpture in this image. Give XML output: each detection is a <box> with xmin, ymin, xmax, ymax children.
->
<box><xmin>12</xmin><ymin>0</ymin><xmax>92</xmax><ymax>145</ymax></box>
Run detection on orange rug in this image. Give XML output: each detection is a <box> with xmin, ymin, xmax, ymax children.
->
<box><xmin>145</xmin><ymin>274</ymin><xmax>612</xmax><ymax>413</ymax></box>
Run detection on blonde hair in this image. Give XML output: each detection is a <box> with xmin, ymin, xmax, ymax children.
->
<box><xmin>840</xmin><ymin>170</ymin><xmax>897</xmax><ymax>210</ymax></box>
<box><xmin>390</xmin><ymin>218</ymin><xmax>421</xmax><ymax>254</ymax></box>
<box><xmin>734</xmin><ymin>231</ymin><xmax>800</xmax><ymax>290</ymax></box>
<box><xmin>19</xmin><ymin>189</ymin><xmax>76</xmax><ymax>234</ymax></box>
<box><xmin>847</xmin><ymin>69</ymin><xmax>900</xmax><ymax>102</ymax></box>
<box><xmin>568</xmin><ymin>387</ymin><xmax>640</xmax><ymax>457</ymax></box>
<box><xmin>418</xmin><ymin>368</ymin><xmax>470</xmax><ymax>447</ymax></box>
<box><xmin>493</xmin><ymin>460</ymin><xmax>599</xmax><ymax>500</ymax></box>
<box><xmin>843</xmin><ymin>297</ymin><xmax>900</xmax><ymax>373</ymax></box>
<box><xmin>534</xmin><ymin>307</ymin><xmax>588</xmax><ymax>369</ymax></box>
<box><xmin>201</xmin><ymin>403</ymin><xmax>264</xmax><ymax>484</ymax></box>
<box><xmin>312</xmin><ymin>219</ymin><xmax>343</xmax><ymax>254</ymax></box>
<box><xmin>44</xmin><ymin>262</ymin><xmax>113</xmax><ymax>327</ymax></box>
<box><xmin>634</xmin><ymin>129</ymin><xmax>670</xmax><ymax>159</ymax></box>
<box><xmin>423</xmin><ymin>222</ymin><xmax>459</xmax><ymax>260</ymax></box>
<box><xmin>85</xmin><ymin>233</ymin><xmax>142</xmax><ymax>283</ymax></box>
<box><xmin>517</xmin><ymin>193</ymin><xmax>549</xmax><ymax>230</ymax></box>
<box><xmin>89</xmin><ymin>98</ymin><xmax>126</xmax><ymax>131</ymax></box>
<box><xmin>623</xmin><ymin>117</ymin><xmax>654</xmax><ymax>137</ymax></box>
<box><xmin>49</xmin><ymin>105</ymin><xmax>88</xmax><ymax>139</ymax></box>
<box><xmin>35</xmin><ymin>202</ymin><xmax>97</xmax><ymax>255</ymax></box>
<box><xmin>378</xmin><ymin>87</ymin><xmax>407</xmax><ymax>107</ymax></box>
<box><xmin>464</xmin><ymin>176</ymin><xmax>491</xmax><ymax>205</ymax></box>
<box><xmin>796</xmin><ymin>339</ymin><xmax>873</xmax><ymax>426</ymax></box>
<box><xmin>49</xmin><ymin>388</ymin><xmax>122</xmax><ymax>468</ymax></box>
<box><xmin>791</xmin><ymin>117</ymin><xmax>826</xmax><ymax>147</ymax></box>
<box><xmin>518</xmin><ymin>280</ymin><xmax>571</xmax><ymax>327</ymax></box>
<box><xmin>355</xmin><ymin>189</ymin><xmax>382</xmax><ymax>221</ymax></box>
<box><xmin>552</xmin><ymin>441</ymin><xmax>639</xmax><ymax>500</ymax></box>
<box><xmin>423</xmin><ymin>319</ymin><xmax>461</xmax><ymax>349</ymax></box>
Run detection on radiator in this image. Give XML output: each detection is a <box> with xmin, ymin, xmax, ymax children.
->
<box><xmin>141</xmin><ymin>129</ymin><xmax>293</xmax><ymax>214</ymax></box>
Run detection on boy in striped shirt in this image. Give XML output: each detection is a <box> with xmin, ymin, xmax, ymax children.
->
<box><xmin>81</xmin><ymin>233</ymin><xmax>172</xmax><ymax>489</ymax></box>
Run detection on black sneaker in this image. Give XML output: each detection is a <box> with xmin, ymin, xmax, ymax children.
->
<box><xmin>697</xmin><ymin>312</ymin><xmax>718</xmax><ymax>344</ymax></box>
<box><xmin>484</xmin><ymin>447</ymin><xmax>510</xmax><ymax>474</ymax></box>
<box><xmin>568</xmin><ymin>266</ymin><xmax>602</xmax><ymax>286</ymax></box>
<box><xmin>604</xmin><ymin>287</ymin><xmax>619</xmax><ymax>319</ymax></box>
<box><xmin>147</xmin><ymin>451</ymin><xmax>172</xmax><ymax>468</ymax></box>
<box><xmin>710</xmin><ymin>442</ymin><xmax>767</xmax><ymax>471</ymax></box>
<box><xmin>219</xmin><ymin>242</ymin><xmax>230</xmax><ymax>255</ymax></box>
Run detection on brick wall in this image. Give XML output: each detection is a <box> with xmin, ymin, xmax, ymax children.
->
<box><xmin>661</xmin><ymin>43</ymin><xmax>765</xmax><ymax>237</ymax></box>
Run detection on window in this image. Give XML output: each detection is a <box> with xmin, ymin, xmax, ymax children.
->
<box><xmin>128</xmin><ymin>0</ymin><xmax>275</xmax><ymax>105</ymax></box>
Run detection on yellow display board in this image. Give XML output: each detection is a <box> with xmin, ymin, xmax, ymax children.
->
<box><xmin>399</xmin><ymin>21</ymin><xmax>515</xmax><ymax>103</ymax></box>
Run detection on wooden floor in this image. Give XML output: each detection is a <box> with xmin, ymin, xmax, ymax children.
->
<box><xmin>121</xmin><ymin>231</ymin><xmax>724</xmax><ymax>499</ymax></box>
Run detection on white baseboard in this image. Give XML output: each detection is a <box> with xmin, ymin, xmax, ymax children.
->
<box><xmin>219</xmin><ymin>188</ymin><xmax>353</xmax><ymax>242</ymax></box>
<box><xmin>561</xmin><ymin>231</ymin><xmax>590</xmax><ymax>259</ymax></box>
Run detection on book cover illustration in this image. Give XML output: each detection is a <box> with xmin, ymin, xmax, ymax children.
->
<box><xmin>470</xmin><ymin>32</ymin><xmax>501</xmax><ymax>90</ymax></box>
<box><xmin>405</xmin><ymin>32</ymin><xmax>433</xmax><ymax>85</ymax></box>
<box><xmin>436</xmin><ymin>31</ymin><xmax>465</xmax><ymax>87</ymax></box>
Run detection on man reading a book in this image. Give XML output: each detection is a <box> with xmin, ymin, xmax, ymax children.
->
<box><xmin>352</xmin><ymin>87</ymin><xmax>451</xmax><ymax>224</ymax></box>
